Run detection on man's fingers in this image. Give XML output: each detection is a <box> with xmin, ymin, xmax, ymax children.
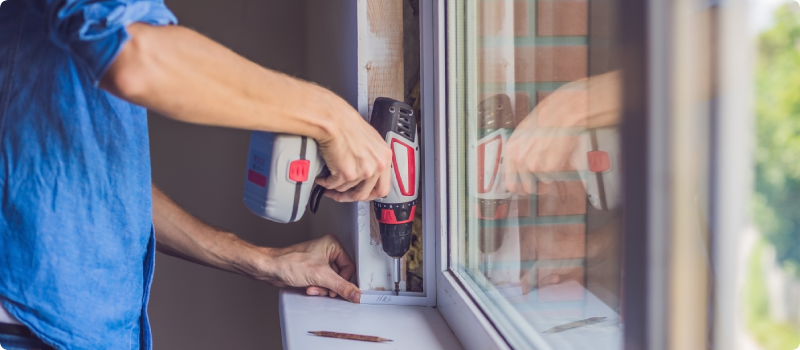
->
<box><xmin>540</xmin><ymin>274</ymin><xmax>561</xmax><ymax>286</ymax></box>
<box><xmin>306</xmin><ymin>286</ymin><xmax>329</xmax><ymax>296</ymax></box>
<box><xmin>307</xmin><ymin>285</ymin><xmax>338</xmax><ymax>298</ymax></box>
<box><xmin>317</xmin><ymin>234</ymin><xmax>357</xmax><ymax>300</ymax></box>
<box><xmin>315</xmin><ymin>174</ymin><xmax>345</xmax><ymax>190</ymax></box>
<box><xmin>375</xmin><ymin>166</ymin><xmax>391</xmax><ymax>198</ymax></box>
<box><xmin>322</xmin><ymin>189</ymin><xmax>344</xmax><ymax>202</ymax></box>
<box><xmin>335</xmin><ymin>179</ymin><xmax>361</xmax><ymax>193</ymax></box>
<box><xmin>365</xmin><ymin>188</ymin><xmax>385</xmax><ymax>202</ymax></box>
<box><xmin>328</xmin><ymin>264</ymin><xmax>341</xmax><ymax>298</ymax></box>
<box><xmin>317</xmin><ymin>269</ymin><xmax>361</xmax><ymax>303</ymax></box>
<box><xmin>316</xmin><ymin>171</ymin><xmax>359</xmax><ymax>191</ymax></box>
<box><xmin>351</xmin><ymin>175</ymin><xmax>380</xmax><ymax>202</ymax></box>
<box><xmin>519</xmin><ymin>171</ymin><xmax>537</xmax><ymax>195</ymax></box>
<box><xmin>323</xmin><ymin>189</ymin><xmax>358</xmax><ymax>202</ymax></box>
<box><xmin>504</xmin><ymin>149</ymin><xmax>522</xmax><ymax>193</ymax></box>
<box><xmin>333</xmin><ymin>245</ymin><xmax>357</xmax><ymax>283</ymax></box>
<box><xmin>323</xmin><ymin>183</ymin><xmax>381</xmax><ymax>203</ymax></box>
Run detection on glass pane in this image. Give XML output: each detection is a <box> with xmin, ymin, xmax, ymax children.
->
<box><xmin>448</xmin><ymin>0</ymin><xmax>623</xmax><ymax>347</ymax></box>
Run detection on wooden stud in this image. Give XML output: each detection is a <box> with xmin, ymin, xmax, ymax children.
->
<box><xmin>357</xmin><ymin>0</ymin><xmax>406</xmax><ymax>292</ymax></box>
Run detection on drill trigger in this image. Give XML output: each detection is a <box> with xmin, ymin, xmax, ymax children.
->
<box><xmin>309</xmin><ymin>166</ymin><xmax>329</xmax><ymax>214</ymax></box>
<box><xmin>309</xmin><ymin>184</ymin><xmax>325</xmax><ymax>214</ymax></box>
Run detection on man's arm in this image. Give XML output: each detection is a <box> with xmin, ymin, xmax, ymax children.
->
<box><xmin>152</xmin><ymin>185</ymin><xmax>361</xmax><ymax>303</ymax></box>
<box><xmin>102</xmin><ymin>23</ymin><xmax>391</xmax><ymax>202</ymax></box>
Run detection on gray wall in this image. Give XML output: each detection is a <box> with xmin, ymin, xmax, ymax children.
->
<box><xmin>147</xmin><ymin>1</ymin><xmax>312</xmax><ymax>349</ymax></box>
<box><xmin>305</xmin><ymin>0</ymin><xmax>360</xmax><ymax>259</ymax></box>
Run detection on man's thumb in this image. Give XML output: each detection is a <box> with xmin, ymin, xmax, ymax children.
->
<box><xmin>320</xmin><ymin>270</ymin><xmax>361</xmax><ymax>303</ymax></box>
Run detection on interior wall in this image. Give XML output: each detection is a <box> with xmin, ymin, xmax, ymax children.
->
<box><xmin>305</xmin><ymin>0</ymin><xmax>360</xmax><ymax>260</ymax></box>
<box><xmin>147</xmin><ymin>0</ymin><xmax>309</xmax><ymax>349</ymax></box>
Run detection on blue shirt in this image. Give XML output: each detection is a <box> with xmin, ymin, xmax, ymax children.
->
<box><xmin>0</xmin><ymin>0</ymin><xmax>176</xmax><ymax>349</ymax></box>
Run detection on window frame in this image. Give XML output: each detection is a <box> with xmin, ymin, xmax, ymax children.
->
<box><xmin>422</xmin><ymin>0</ymin><xmax>651</xmax><ymax>348</ymax></box>
<box><xmin>422</xmin><ymin>0</ymin><xmax>750</xmax><ymax>347</ymax></box>
<box><xmin>422</xmin><ymin>0</ymin><xmax>523</xmax><ymax>347</ymax></box>
<box><xmin>419</xmin><ymin>0</ymin><xmax>513</xmax><ymax>348</ymax></box>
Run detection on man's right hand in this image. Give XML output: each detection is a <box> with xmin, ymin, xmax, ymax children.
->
<box><xmin>314</xmin><ymin>102</ymin><xmax>393</xmax><ymax>203</ymax></box>
<box><xmin>102</xmin><ymin>23</ymin><xmax>393</xmax><ymax>203</ymax></box>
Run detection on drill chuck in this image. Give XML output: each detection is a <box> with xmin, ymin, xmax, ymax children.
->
<box><xmin>373</xmin><ymin>200</ymin><xmax>416</xmax><ymax>258</ymax></box>
<box><xmin>379</xmin><ymin>222</ymin><xmax>413</xmax><ymax>257</ymax></box>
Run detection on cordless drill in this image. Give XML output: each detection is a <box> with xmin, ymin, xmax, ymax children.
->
<box><xmin>243</xmin><ymin>97</ymin><xmax>419</xmax><ymax>296</ymax></box>
<box><xmin>369</xmin><ymin>98</ymin><xmax>419</xmax><ymax>295</ymax></box>
<box><xmin>475</xmin><ymin>94</ymin><xmax>514</xmax><ymax>281</ymax></box>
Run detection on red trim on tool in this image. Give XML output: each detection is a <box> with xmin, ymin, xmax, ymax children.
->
<box><xmin>391</xmin><ymin>138</ymin><xmax>415</xmax><ymax>196</ymax></box>
<box><xmin>476</xmin><ymin>134</ymin><xmax>503</xmax><ymax>194</ymax></box>
<box><xmin>587</xmin><ymin>151</ymin><xmax>611</xmax><ymax>173</ymax></box>
<box><xmin>288</xmin><ymin>159</ymin><xmax>311</xmax><ymax>182</ymax></box>
<box><xmin>247</xmin><ymin>169</ymin><xmax>267</xmax><ymax>187</ymax></box>
<box><xmin>379</xmin><ymin>205</ymin><xmax>416</xmax><ymax>224</ymax></box>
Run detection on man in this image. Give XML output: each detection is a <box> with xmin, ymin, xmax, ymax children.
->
<box><xmin>0</xmin><ymin>0</ymin><xmax>392</xmax><ymax>349</ymax></box>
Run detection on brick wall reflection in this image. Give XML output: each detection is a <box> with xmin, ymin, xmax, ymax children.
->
<box><xmin>473</xmin><ymin>0</ymin><xmax>621</xmax><ymax>322</ymax></box>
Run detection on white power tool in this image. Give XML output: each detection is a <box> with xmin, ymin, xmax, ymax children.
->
<box><xmin>474</xmin><ymin>94</ymin><xmax>515</xmax><ymax>281</ymax></box>
<box><xmin>369</xmin><ymin>98</ymin><xmax>420</xmax><ymax>295</ymax></box>
<box><xmin>243</xmin><ymin>131</ymin><xmax>326</xmax><ymax>223</ymax></box>
<box><xmin>243</xmin><ymin>98</ymin><xmax>420</xmax><ymax>295</ymax></box>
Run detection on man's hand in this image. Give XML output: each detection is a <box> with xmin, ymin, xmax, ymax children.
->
<box><xmin>152</xmin><ymin>186</ymin><xmax>361</xmax><ymax>303</ymax></box>
<box><xmin>315</xmin><ymin>114</ymin><xmax>393</xmax><ymax>202</ymax></box>
<box><xmin>254</xmin><ymin>234</ymin><xmax>361</xmax><ymax>302</ymax></box>
<box><xmin>101</xmin><ymin>23</ymin><xmax>391</xmax><ymax>203</ymax></box>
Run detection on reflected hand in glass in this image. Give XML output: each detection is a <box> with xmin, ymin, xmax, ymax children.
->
<box><xmin>504</xmin><ymin>71</ymin><xmax>622</xmax><ymax>196</ymax></box>
<box><xmin>503</xmin><ymin>71</ymin><xmax>622</xmax><ymax>294</ymax></box>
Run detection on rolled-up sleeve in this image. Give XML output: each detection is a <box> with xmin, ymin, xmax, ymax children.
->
<box><xmin>44</xmin><ymin>0</ymin><xmax>177</xmax><ymax>84</ymax></box>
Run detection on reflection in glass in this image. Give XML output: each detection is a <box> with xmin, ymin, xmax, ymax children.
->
<box><xmin>451</xmin><ymin>0</ymin><xmax>624</xmax><ymax>348</ymax></box>
<box><xmin>475</xmin><ymin>94</ymin><xmax>516</xmax><ymax>282</ymax></box>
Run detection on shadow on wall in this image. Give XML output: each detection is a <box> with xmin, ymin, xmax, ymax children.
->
<box><xmin>147</xmin><ymin>0</ymin><xmax>314</xmax><ymax>349</ymax></box>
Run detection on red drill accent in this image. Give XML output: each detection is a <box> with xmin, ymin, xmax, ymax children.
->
<box><xmin>379</xmin><ymin>205</ymin><xmax>416</xmax><ymax>224</ymax></box>
<box><xmin>247</xmin><ymin>170</ymin><xmax>267</xmax><ymax>187</ymax></box>
<box><xmin>391</xmin><ymin>138</ymin><xmax>416</xmax><ymax>196</ymax></box>
<box><xmin>587</xmin><ymin>151</ymin><xmax>611</xmax><ymax>173</ymax></box>
<box><xmin>288</xmin><ymin>159</ymin><xmax>311</xmax><ymax>182</ymax></box>
<box><xmin>476</xmin><ymin>134</ymin><xmax>503</xmax><ymax>194</ymax></box>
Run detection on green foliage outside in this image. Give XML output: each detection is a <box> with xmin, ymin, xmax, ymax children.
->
<box><xmin>743</xmin><ymin>238</ymin><xmax>800</xmax><ymax>350</ymax></box>
<box><xmin>755</xmin><ymin>3</ymin><xmax>800</xmax><ymax>278</ymax></box>
<box><xmin>749</xmin><ymin>4</ymin><xmax>800</xmax><ymax>348</ymax></box>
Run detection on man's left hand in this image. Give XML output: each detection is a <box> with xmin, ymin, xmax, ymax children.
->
<box><xmin>253</xmin><ymin>234</ymin><xmax>361</xmax><ymax>303</ymax></box>
<box><xmin>152</xmin><ymin>187</ymin><xmax>361</xmax><ymax>303</ymax></box>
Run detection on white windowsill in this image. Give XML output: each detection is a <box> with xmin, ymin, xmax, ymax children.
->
<box><xmin>279</xmin><ymin>289</ymin><xmax>463</xmax><ymax>350</ymax></box>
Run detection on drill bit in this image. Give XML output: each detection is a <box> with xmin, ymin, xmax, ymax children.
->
<box><xmin>392</xmin><ymin>257</ymin><xmax>401</xmax><ymax>295</ymax></box>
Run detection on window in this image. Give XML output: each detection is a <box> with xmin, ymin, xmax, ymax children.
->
<box><xmin>427</xmin><ymin>0</ymin><xmax>750</xmax><ymax>348</ymax></box>
<box><xmin>444</xmin><ymin>0</ymin><xmax>623</xmax><ymax>348</ymax></box>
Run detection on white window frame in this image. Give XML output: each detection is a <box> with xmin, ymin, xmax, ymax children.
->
<box><xmin>424</xmin><ymin>1</ymin><xmax>630</xmax><ymax>346</ymax></box>
<box><xmin>421</xmin><ymin>0</ymin><xmax>559</xmax><ymax>347</ymax></box>
<box><xmin>418</xmin><ymin>0</ymin><xmax>750</xmax><ymax>348</ymax></box>
<box><xmin>420</xmin><ymin>1</ymin><xmax>513</xmax><ymax>348</ymax></box>
<box><xmin>422</xmin><ymin>1</ymin><xmax>627</xmax><ymax>348</ymax></box>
